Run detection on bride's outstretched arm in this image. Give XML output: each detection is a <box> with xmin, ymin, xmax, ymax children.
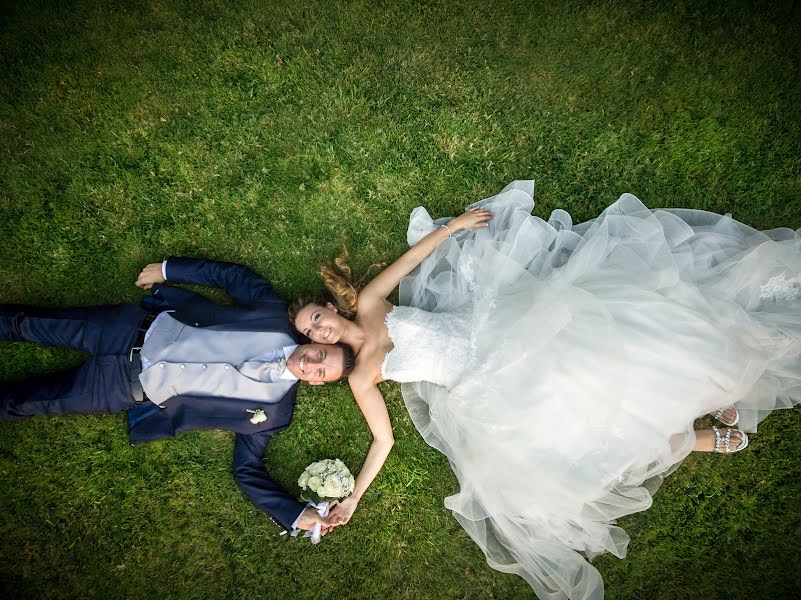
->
<box><xmin>327</xmin><ymin>380</ymin><xmax>394</xmax><ymax>526</ymax></box>
<box><xmin>360</xmin><ymin>207</ymin><xmax>492</xmax><ymax>301</ymax></box>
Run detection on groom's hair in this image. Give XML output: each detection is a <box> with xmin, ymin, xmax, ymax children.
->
<box><xmin>337</xmin><ymin>342</ymin><xmax>356</xmax><ymax>380</ymax></box>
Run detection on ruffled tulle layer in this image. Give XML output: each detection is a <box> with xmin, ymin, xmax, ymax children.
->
<box><xmin>398</xmin><ymin>181</ymin><xmax>801</xmax><ymax>599</ymax></box>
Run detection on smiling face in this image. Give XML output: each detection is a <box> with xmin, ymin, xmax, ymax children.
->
<box><xmin>293</xmin><ymin>302</ymin><xmax>347</xmax><ymax>344</ymax></box>
<box><xmin>286</xmin><ymin>343</ymin><xmax>345</xmax><ymax>384</ymax></box>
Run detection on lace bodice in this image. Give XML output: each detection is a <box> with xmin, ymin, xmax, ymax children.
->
<box><xmin>381</xmin><ymin>306</ymin><xmax>472</xmax><ymax>388</ymax></box>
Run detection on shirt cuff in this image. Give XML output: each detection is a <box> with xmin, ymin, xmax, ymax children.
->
<box><xmin>161</xmin><ymin>260</ymin><xmax>168</xmax><ymax>281</ymax></box>
<box><xmin>290</xmin><ymin>503</ymin><xmax>311</xmax><ymax>531</ymax></box>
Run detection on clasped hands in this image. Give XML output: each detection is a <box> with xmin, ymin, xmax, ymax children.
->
<box><xmin>296</xmin><ymin>496</ymin><xmax>359</xmax><ymax>537</ymax></box>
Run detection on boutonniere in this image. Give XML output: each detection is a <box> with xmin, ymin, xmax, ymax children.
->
<box><xmin>246</xmin><ymin>409</ymin><xmax>267</xmax><ymax>425</ymax></box>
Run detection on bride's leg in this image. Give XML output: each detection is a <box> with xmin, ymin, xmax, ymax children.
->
<box><xmin>693</xmin><ymin>428</ymin><xmax>748</xmax><ymax>453</ymax></box>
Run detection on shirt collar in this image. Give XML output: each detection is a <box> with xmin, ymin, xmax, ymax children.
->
<box><xmin>280</xmin><ymin>345</ymin><xmax>299</xmax><ymax>381</ymax></box>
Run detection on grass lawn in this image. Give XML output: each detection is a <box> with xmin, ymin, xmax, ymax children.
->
<box><xmin>1</xmin><ymin>0</ymin><xmax>800</xmax><ymax>598</ymax></box>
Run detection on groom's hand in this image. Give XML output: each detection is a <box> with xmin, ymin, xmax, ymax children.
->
<box><xmin>136</xmin><ymin>262</ymin><xmax>166</xmax><ymax>290</ymax></box>
<box><xmin>296</xmin><ymin>507</ymin><xmax>335</xmax><ymax>536</ymax></box>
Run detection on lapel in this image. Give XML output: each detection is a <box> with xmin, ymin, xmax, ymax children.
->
<box><xmin>130</xmin><ymin>287</ymin><xmax>304</xmax><ymax>443</ymax></box>
<box><xmin>127</xmin><ymin>383</ymin><xmax>301</xmax><ymax>444</ymax></box>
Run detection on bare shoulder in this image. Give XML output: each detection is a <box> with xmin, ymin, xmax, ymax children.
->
<box><xmin>349</xmin><ymin>360</ymin><xmax>382</xmax><ymax>390</ymax></box>
<box><xmin>357</xmin><ymin>292</ymin><xmax>391</xmax><ymax>314</ymax></box>
<box><xmin>356</xmin><ymin>298</ymin><xmax>393</xmax><ymax>337</ymax></box>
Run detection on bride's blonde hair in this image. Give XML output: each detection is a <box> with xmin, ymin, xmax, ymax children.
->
<box><xmin>288</xmin><ymin>248</ymin><xmax>385</xmax><ymax>325</ymax></box>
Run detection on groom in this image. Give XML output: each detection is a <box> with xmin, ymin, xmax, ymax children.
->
<box><xmin>0</xmin><ymin>257</ymin><xmax>354</xmax><ymax>536</ymax></box>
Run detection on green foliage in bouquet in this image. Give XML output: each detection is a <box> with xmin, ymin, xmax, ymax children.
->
<box><xmin>299</xmin><ymin>488</ymin><xmax>328</xmax><ymax>506</ymax></box>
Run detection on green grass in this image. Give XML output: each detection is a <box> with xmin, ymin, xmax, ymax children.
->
<box><xmin>1</xmin><ymin>0</ymin><xmax>800</xmax><ymax>598</ymax></box>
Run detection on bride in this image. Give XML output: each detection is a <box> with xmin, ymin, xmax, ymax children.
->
<box><xmin>289</xmin><ymin>181</ymin><xmax>801</xmax><ymax>599</ymax></box>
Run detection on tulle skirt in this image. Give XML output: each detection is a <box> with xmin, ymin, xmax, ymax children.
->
<box><xmin>398</xmin><ymin>181</ymin><xmax>801</xmax><ymax>599</ymax></box>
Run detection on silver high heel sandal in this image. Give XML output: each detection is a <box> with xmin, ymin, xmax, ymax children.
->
<box><xmin>712</xmin><ymin>406</ymin><xmax>739</xmax><ymax>426</ymax></box>
<box><xmin>712</xmin><ymin>425</ymin><xmax>749</xmax><ymax>453</ymax></box>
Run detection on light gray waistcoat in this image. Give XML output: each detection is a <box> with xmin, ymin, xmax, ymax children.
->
<box><xmin>138</xmin><ymin>314</ymin><xmax>296</xmax><ymax>405</ymax></box>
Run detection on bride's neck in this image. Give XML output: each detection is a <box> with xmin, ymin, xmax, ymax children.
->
<box><xmin>340</xmin><ymin>319</ymin><xmax>367</xmax><ymax>352</ymax></box>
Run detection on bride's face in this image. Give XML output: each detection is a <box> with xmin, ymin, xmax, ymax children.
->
<box><xmin>293</xmin><ymin>302</ymin><xmax>345</xmax><ymax>344</ymax></box>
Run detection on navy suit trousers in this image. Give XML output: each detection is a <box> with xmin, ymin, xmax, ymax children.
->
<box><xmin>0</xmin><ymin>303</ymin><xmax>147</xmax><ymax>420</ymax></box>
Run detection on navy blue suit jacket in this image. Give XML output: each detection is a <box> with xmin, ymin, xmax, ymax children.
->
<box><xmin>127</xmin><ymin>257</ymin><xmax>305</xmax><ymax>532</ymax></box>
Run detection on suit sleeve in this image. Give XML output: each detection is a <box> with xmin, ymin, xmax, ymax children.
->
<box><xmin>164</xmin><ymin>256</ymin><xmax>283</xmax><ymax>307</ymax></box>
<box><xmin>233</xmin><ymin>430</ymin><xmax>306</xmax><ymax>533</ymax></box>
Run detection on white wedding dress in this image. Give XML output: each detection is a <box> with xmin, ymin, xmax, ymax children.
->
<box><xmin>381</xmin><ymin>181</ymin><xmax>801</xmax><ymax>599</ymax></box>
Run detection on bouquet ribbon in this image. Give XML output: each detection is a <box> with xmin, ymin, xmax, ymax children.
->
<box><xmin>290</xmin><ymin>501</ymin><xmax>329</xmax><ymax>544</ymax></box>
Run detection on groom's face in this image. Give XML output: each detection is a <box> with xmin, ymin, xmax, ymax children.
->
<box><xmin>286</xmin><ymin>343</ymin><xmax>345</xmax><ymax>385</ymax></box>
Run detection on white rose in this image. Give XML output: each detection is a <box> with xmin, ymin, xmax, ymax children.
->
<box><xmin>298</xmin><ymin>459</ymin><xmax>354</xmax><ymax>500</ymax></box>
<box><xmin>307</xmin><ymin>476</ymin><xmax>322</xmax><ymax>492</ymax></box>
<box><xmin>308</xmin><ymin>462</ymin><xmax>326</xmax><ymax>475</ymax></box>
<box><xmin>298</xmin><ymin>471</ymin><xmax>310</xmax><ymax>488</ymax></box>
<box><xmin>324</xmin><ymin>477</ymin><xmax>343</xmax><ymax>498</ymax></box>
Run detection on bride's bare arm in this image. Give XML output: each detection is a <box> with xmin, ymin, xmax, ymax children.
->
<box><xmin>327</xmin><ymin>379</ymin><xmax>394</xmax><ymax>526</ymax></box>
<box><xmin>327</xmin><ymin>208</ymin><xmax>491</xmax><ymax>525</ymax></box>
<box><xmin>360</xmin><ymin>207</ymin><xmax>492</xmax><ymax>301</ymax></box>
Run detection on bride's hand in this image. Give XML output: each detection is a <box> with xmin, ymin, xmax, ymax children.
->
<box><xmin>449</xmin><ymin>207</ymin><xmax>492</xmax><ymax>232</ymax></box>
<box><xmin>327</xmin><ymin>495</ymin><xmax>359</xmax><ymax>526</ymax></box>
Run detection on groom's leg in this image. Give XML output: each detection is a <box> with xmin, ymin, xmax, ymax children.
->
<box><xmin>1</xmin><ymin>303</ymin><xmax>146</xmax><ymax>420</ymax></box>
<box><xmin>0</xmin><ymin>303</ymin><xmax>145</xmax><ymax>355</ymax></box>
<box><xmin>0</xmin><ymin>355</ymin><xmax>136</xmax><ymax>420</ymax></box>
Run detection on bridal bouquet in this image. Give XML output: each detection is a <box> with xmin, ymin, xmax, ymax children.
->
<box><xmin>295</xmin><ymin>458</ymin><xmax>355</xmax><ymax>544</ymax></box>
